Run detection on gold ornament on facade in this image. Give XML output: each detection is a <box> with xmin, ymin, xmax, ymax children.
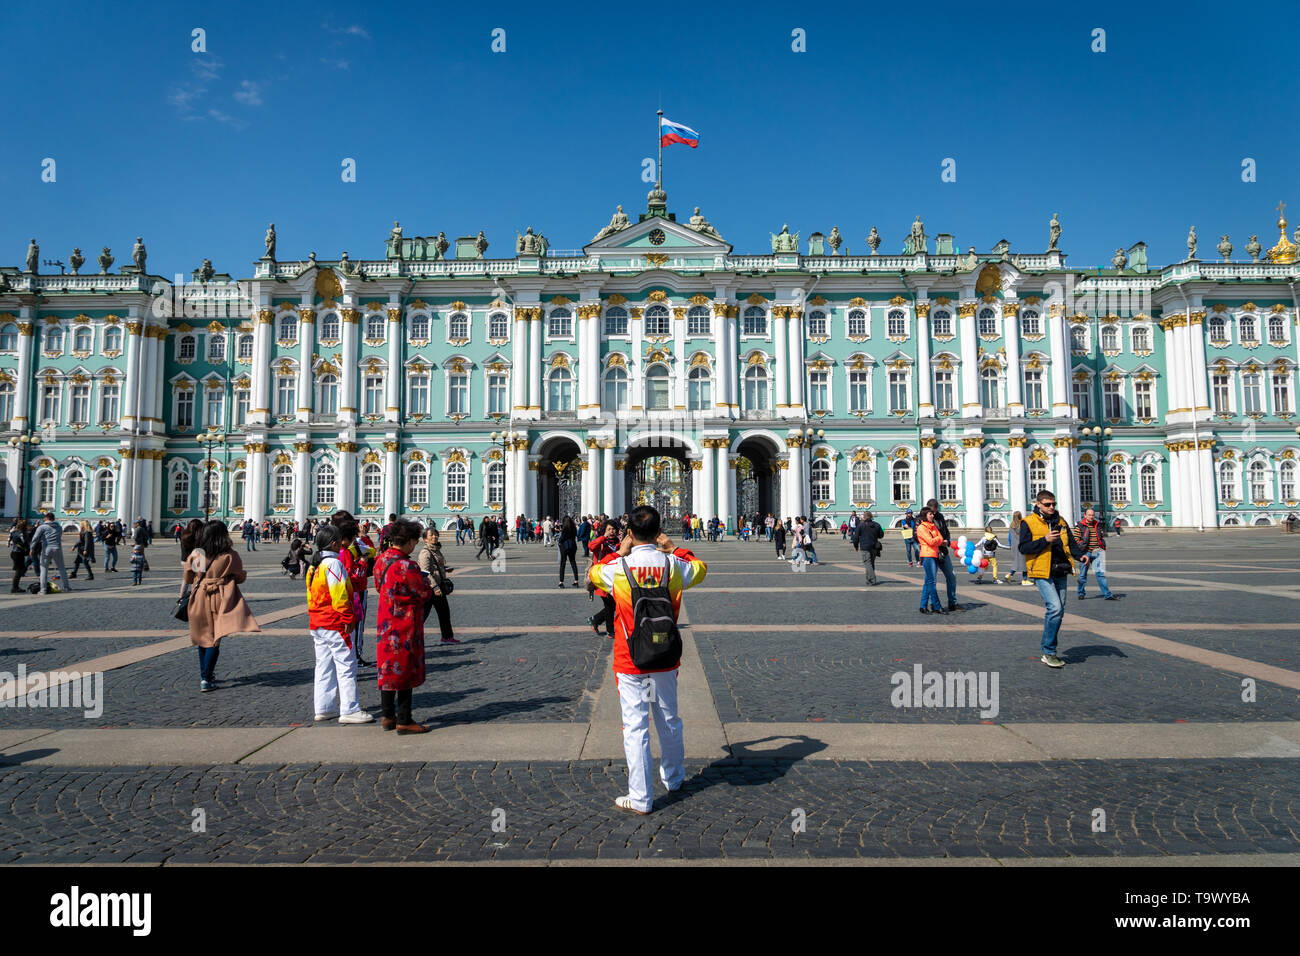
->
<box><xmin>961</xmin><ymin>437</ymin><xmax>985</xmax><ymax>449</ymax></box>
<box><xmin>335</xmin><ymin>442</ymin><xmax>359</xmax><ymax>454</ymax></box>
<box><xmin>446</xmin><ymin>450</ymin><xmax>467</xmax><ymax>464</ymax></box>
<box><xmin>256</xmin><ymin>310</ymin><xmax>274</xmax><ymax>324</ymax></box>
<box><xmin>361</xmin><ymin>450</ymin><xmax>381</xmax><ymax>465</ymax></box>
<box><xmin>888</xmin><ymin>295</ymin><xmax>907</xmax><ymax>306</ymax></box>
<box><xmin>1030</xmin><ymin>447</ymin><xmax>1050</xmax><ymax>461</ymax></box>
<box><xmin>341</xmin><ymin>308</ymin><xmax>360</xmax><ymax>324</ymax></box>
<box><xmin>746</xmin><ymin>293</ymin><xmax>768</xmax><ymax>305</ymax></box>
<box><xmin>957</xmin><ymin>302</ymin><xmax>977</xmax><ymax>318</ymax></box>
<box><xmin>938</xmin><ymin>447</ymin><xmax>959</xmax><ymax>461</ymax></box>
<box><xmin>1007</xmin><ymin>436</ymin><xmax>1028</xmax><ymax>447</ymax></box>
<box><xmin>746</xmin><ymin>353</ymin><xmax>767</xmax><ymax>367</ymax></box>
<box><xmin>645</xmin><ymin>254</ymin><xmax>670</xmax><ymax>267</ymax></box>
<box><xmin>273</xmin><ymin>451</ymin><xmax>292</xmax><ymax>466</ymax></box>
<box><xmin>915</xmin><ymin>304</ymin><xmax>931</xmax><ymax>318</ymax></box>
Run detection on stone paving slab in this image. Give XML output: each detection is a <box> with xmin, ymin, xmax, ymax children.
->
<box><xmin>0</xmin><ymin>636</ymin><xmax>176</xmax><ymax>672</ymax></box>
<box><xmin>1138</xmin><ymin>627</ymin><xmax>1298</xmax><ymax>666</ymax></box>
<box><xmin>243</xmin><ymin>724</ymin><xmax>590</xmax><ymax>764</ymax></box>
<box><xmin>0</xmin><ymin>728</ymin><xmax>292</xmax><ymax>765</ymax></box>
<box><xmin>0</xmin><ymin>758</ymin><xmax>1294</xmax><ymax>863</ymax></box>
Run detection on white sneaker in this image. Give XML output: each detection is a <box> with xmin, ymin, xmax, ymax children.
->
<box><xmin>338</xmin><ymin>710</ymin><xmax>375</xmax><ymax>724</ymax></box>
<box><xmin>1021</xmin><ymin>580</ymin><xmax>1032</xmax><ymax>586</ymax></box>
<box><xmin>314</xmin><ymin>711</ymin><xmax>339</xmax><ymax>722</ymax></box>
<box><xmin>614</xmin><ymin>795</ymin><xmax>650</xmax><ymax>815</ymax></box>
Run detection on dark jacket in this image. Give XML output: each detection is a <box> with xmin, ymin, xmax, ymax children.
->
<box><xmin>852</xmin><ymin>520</ymin><xmax>884</xmax><ymax>552</ymax></box>
<box><xmin>931</xmin><ymin>511</ymin><xmax>953</xmax><ymax>545</ymax></box>
<box><xmin>1075</xmin><ymin>518</ymin><xmax>1107</xmax><ymax>551</ymax></box>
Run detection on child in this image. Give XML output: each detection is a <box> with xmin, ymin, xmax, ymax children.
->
<box><xmin>975</xmin><ymin>526</ymin><xmax>1000</xmax><ymax>584</ymax></box>
<box><xmin>305</xmin><ymin>525</ymin><xmax>373</xmax><ymax>724</ymax></box>
<box><xmin>130</xmin><ymin>544</ymin><xmax>147</xmax><ymax>585</ymax></box>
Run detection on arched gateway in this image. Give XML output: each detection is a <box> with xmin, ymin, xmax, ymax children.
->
<box><xmin>535</xmin><ymin>436</ymin><xmax>583</xmax><ymax>519</ymax></box>
<box><xmin>626</xmin><ymin>441</ymin><xmax>692</xmax><ymax>521</ymax></box>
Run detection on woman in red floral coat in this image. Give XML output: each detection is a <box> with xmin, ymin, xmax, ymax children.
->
<box><xmin>372</xmin><ymin>519</ymin><xmax>433</xmax><ymax>735</ymax></box>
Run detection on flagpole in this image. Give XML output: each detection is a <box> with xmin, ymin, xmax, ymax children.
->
<box><xmin>657</xmin><ymin>109</ymin><xmax>663</xmax><ymax>190</ymax></box>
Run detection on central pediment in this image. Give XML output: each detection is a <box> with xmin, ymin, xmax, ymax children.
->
<box><xmin>584</xmin><ymin>206</ymin><xmax>731</xmax><ymax>258</ymax></box>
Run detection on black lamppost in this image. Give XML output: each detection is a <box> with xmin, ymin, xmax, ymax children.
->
<box><xmin>489</xmin><ymin>428</ymin><xmax>520</xmax><ymax>536</ymax></box>
<box><xmin>7</xmin><ymin>431</ymin><xmax>42</xmax><ymax>522</ymax></box>
<box><xmin>803</xmin><ymin>426</ymin><xmax>825</xmax><ymax>528</ymax></box>
<box><xmin>197</xmin><ymin>427</ymin><xmax>226</xmax><ymax>521</ymax></box>
<box><xmin>1079</xmin><ymin>425</ymin><xmax>1112</xmax><ymax>510</ymax></box>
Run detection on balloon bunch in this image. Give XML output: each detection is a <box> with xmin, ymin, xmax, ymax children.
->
<box><xmin>955</xmin><ymin>535</ymin><xmax>989</xmax><ymax>574</ymax></box>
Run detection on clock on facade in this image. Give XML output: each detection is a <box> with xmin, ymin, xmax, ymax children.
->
<box><xmin>648</xmin><ymin>228</ymin><xmax>666</xmax><ymax>245</ymax></box>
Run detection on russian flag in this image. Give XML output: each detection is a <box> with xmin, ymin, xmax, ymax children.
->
<box><xmin>660</xmin><ymin>116</ymin><xmax>699</xmax><ymax>148</ymax></box>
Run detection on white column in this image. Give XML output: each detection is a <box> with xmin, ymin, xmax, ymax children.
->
<box><xmin>774</xmin><ymin>308</ymin><xmax>790</xmax><ymax>412</ymax></box>
<box><xmin>135</xmin><ymin>453</ymin><xmax>153</xmax><ymax>525</ymax></box>
<box><xmin>699</xmin><ymin>440</ymin><xmax>716</xmax><ymax>519</ymax></box>
<box><xmin>512</xmin><ymin>310</ymin><xmax>529</xmax><ymax>413</ymax></box>
<box><xmin>526</xmin><ymin>458</ymin><xmax>539</xmax><ymax>518</ymax></box>
<box><xmin>601</xmin><ymin>443</ymin><xmax>615</xmax><ymax>516</ymax></box>
<box><xmin>959</xmin><ymin>303</ymin><xmax>979</xmax><ymax>417</ymax></box>
<box><xmin>916</xmin><ymin>303</ymin><xmax>933</xmax><ymax>416</ymax></box>
<box><xmin>1054</xmin><ymin>440</ymin><xmax>1077</xmax><ymax>521</ymax></box>
<box><xmin>339</xmin><ymin>308</ymin><xmax>360</xmax><ymax>425</ymax></box>
<box><xmin>294</xmin><ymin>442</ymin><xmax>310</xmax><ymax>525</ymax></box>
<box><xmin>246</xmin><ymin>443</ymin><xmax>268</xmax><ymax>522</ymax></box>
<box><xmin>787</xmin><ymin>308</ymin><xmax>805</xmax><ymax>412</ymax></box>
<box><xmin>1187</xmin><ymin>311</ymin><xmax>1209</xmax><ymax>417</ymax></box>
<box><xmin>1196</xmin><ymin>441</ymin><xmax>1215</xmax><ymax>529</ymax></box>
<box><xmin>385</xmin><ymin>309</ymin><xmax>402</xmax><ymax>423</ymax></box>
<box><xmin>338</xmin><ymin>443</ymin><xmax>358</xmax><ymax>513</ymax></box>
<box><xmin>785</xmin><ymin>440</ymin><xmax>803</xmax><ymax>519</ymax></box>
<box><xmin>1047</xmin><ymin>306</ymin><xmax>1070</xmax><ymax>416</ymax></box>
<box><xmin>117</xmin><ymin>453</ymin><xmax>136</xmax><ymax>524</ymax></box>
<box><xmin>297</xmin><ymin>309</ymin><xmax>315</xmax><ymax>424</ymax></box>
<box><xmin>251</xmin><ymin>310</ymin><xmax>273</xmax><ymax>426</ymax></box>
<box><xmin>672</xmin><ymin>308</ymin><xmax>686</xmax><ymax>411</ymax></box>
<box><xmin>515</xmin><ymin>440</ymin><xmax>530</xmax><ymax>522</ymax></box>
<box><xmin>528</xmin><ymin>310</ymin><xmax>542</xmax><ymax>412</ymax></box>
<box><xmin>713</xmin><ymin>304</ymin><xmax>731</xmax><ymax>413</ymax></box>
<box><xmin>1009</xmin><ymin>440</ymin><xmax>1028</xmax><ymax>513</ymax></box>
<box><xmin>384</xmin><ymin>440</ymin><xmax>400</xmax><ymax>517</ymax></box>
<box><xmin>920</xmin><ymin>440</ymin><xmax>937</xmax><ymax>507</ymax></box>
<box><xmin>2</xmin><ymin>446</ymin><xmax>17</xmax><ymax>518</ymax></box>
<box><xmin>722</xmin><ymin>448</ymin><xmax>737</xmax><ymax>529</ymax></box>
<box><xmin>689</xmin><ymin>457</ymin><xmax>702</xmax><ymax>517</ymax></box>
<box><xmin>583</xmin><ymin>439</ymin><xmax>599</xmax><ymax>515</ymax></box>
<box><xmin>1004</xmin><ymin>301</ymin><xmax>1023</xmax><ymax>415</ymax></box>
<box><xmin>11</xmin><ymin>316</ymin><xmax>35</xmax><ymax>429</ymax></box>
<box><xmin>963</xmin><ymin>442</ymin><xmax>984</xmax><ymax>530</ymax></box>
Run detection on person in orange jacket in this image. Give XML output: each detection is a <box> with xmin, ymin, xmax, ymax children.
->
<box><xmin>916</xmin><ymin>507</ymin><xmax>947</xmax><ymax>615</ymax></box>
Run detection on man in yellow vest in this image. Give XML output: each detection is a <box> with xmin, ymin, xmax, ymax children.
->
<box><xmin>1017</xmin><ymin>488</ymin><xmax>1090</xmax><ymax>668</ymax></box>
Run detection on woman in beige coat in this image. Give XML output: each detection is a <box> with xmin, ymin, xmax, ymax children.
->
<box><xmin>183</xmin><ymin>520</ymin><xmax>260</xmax><ymax>692</ymax></box>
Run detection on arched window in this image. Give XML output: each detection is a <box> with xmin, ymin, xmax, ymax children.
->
<box><xmin>407</xmin><ymin>313</ymin><xmax>428</xmax><ymax>340</ymax></box>
<box><xmin>406</xmin><ymin>462</ymin><xmax>428</xmax><ymax>506</ymax></box>
<box><xmin>810</xmin><ymin>459</ymin><xmax>831</xmax><ymax>502</ymax></box>
<box><xmin>445</xmin><ymin>462</ymin><xmax>468</xmax><ymax>505</ymax></box>
<box><xmin>604</xmin><ymin>306</ymin><xmax>628</xmax><ymax>336</ymax></box>
<box><xmin>0</xmin><ymin>381</ymin><xmax>14</xmax><ymax>423</ymax></box>
<box><xmin>938</xmin><ymin>460</ymin><xmax>958</xmax><ymax>501</ymax></box>
<box><xmin>687</xmin><ymin>366</ymin><xmax>711</xmax><ymax>411</ymax></box>
<box><xmin>977</xmin><ymin>308</ymin><xmax>997</xmax><ymax>336</ymax></box>
<box><xmin>1131</xmin><ymin>326</ymin><xmax>1150</xmax><ymax>351</ymax></box>
<box><xmin>742</xmin><ymin>306</ymin><xmax>767</xmax><ymax>336</ymax></box>
<box><xmin>1029</xmin><ymin>459</ymin><xmax>1049</xmax><ymax>499</ymax></box>
<box><xmin>851</xmin><ymin>459</ymin><xmax>873</xmax><ymax>503</ymax></box>
<box><xmin>687</xmin><ymin>306</ymin><xmax>711</xmax><ymax>336</ymax></box>
<box><xmin>603</xmin><ymin>366</ymin><xmax>628</xmax><ymax>411</ymax></box>
<box><xmin>930</xmin><ymin>310</ymin><xmax>952</xmax><ymax>337</ymax></box>
<box><xmin>1101</xmin><ymin>325</ymin><xmax>1119</xmax><ymax>351</ymax></box>
<box><xmin>237</xmin><ymin>333</ymin><xmax>254</xmax><ymax>359</ymax></box>
<box><xmin>273</xmin><ymin>466</ymin><xmax>293</xmax><ymax>507</ymax></box>
<box><xmin>1020</xmin><ymin>310</ymin><xmax>1041</xmax><ymax>337</ymax></box>
<box><xmin>95</xmin><ymin>470</ymin><xmax>115</xmax><ymax>509</ymax></box>
<box><xmin>643</xmin><ymin>305</ymin><xmax>669</xmax><ymax>337</ymax></box>
<box><xmin>232</xmin><ymin>471</ymin><xmax>246</xmax><ymax>510</ymax></box>
<box><xmin>807</xmin><ymin>310</ymin><xmax>828</xmax><ymax>337</ymax></box>
<box><xmin>891</xmin><ymin>460</ymin><xmax>912</xmax><ymax>503</ymax></box>
<box><xmin>36</xmin><ymin>470</ymin><xmax>55</xmax><ymax>509</ymax></box>
<box><xmin>1218</xmin><ymin>461</ymin><xmax>1237</xmax><ymax>502</ymax></box>
<box><xmin>365</xmin><ymin>312</ymin><xmax>385</xmax><ymax>340</ymax></box>
<box><xmin>1070</xmin><ymin>325</ymin><xmax>1087</xmax><ymax>350</ymax></box>
<box><xmin>278</xmin><ymin>314</ymin><xmax>298</xmax><ymax>341</ymax></box>
<box><xmin>361</xmin><ymin>463</ymin><xmax>383</xmax><ymax>506</ymax></box>
<box><xmin>645</xmin><ymin>364</ymin><xmax>670</xmax><ymax>410</ymax></box>
<box><xmin>320</xmin><ymin>312</ymin><xmax>342</xmax><ymax>340</ymax></box>
<box><xmin>984</xmin><ymin>459</ymin><xmax>1006</xmax><ymax>501</ymax></box>
<box><xmin>1269</xmin><ymin>315</ymin><xmax>1286</xmax><ymax>342</ymax></box>
<box><xmin>208</xmin><ymin>333</ymin><xmax>226</xmax><ymax>362</ymax></box>
<box><xmin>0</xmin><ymin>323</ymin><xmax>17</xmax><ymax>351</ymax></box>
<box><xmin>1281</xmin><ymin>460</ymin><xmax>1297</xmax><ymax>501</ymax></box>
<box><xmin>1249</xmin><ymin>460</ymin><xmax>1269</xmax><ymax>501</ymax></box>
<box><xmin>448</xmin><ymin>312</ymin><xmax>469</xmax><ymax>340</ymax></box>
<box><xmin>488</xmin><ymin>312</ymin><xmax>509</xmax><ymax>339</ymax></box>
<box><xmin>885</xmin><ymin>310</ymin><xmax>906</xmax><ymax>338</ymax></box>
<box><xmin>743</xmin><ymin>365</ymin><xmax>768</xmax><ymax>411</ymax></box>
<box><xmin>73</xmin><ymin>327</ymin><xmax>93</xmax><ymax>352</ymax></box>
<box><xmin>546</xmin><ymin>366</ymin><xmax>573</xmax><ymax>412</ymax></box>
<box><xmin>177</xmin><ymin>334</ymin><xmax>195</xmax><ymax>360</ymax></box>
<box><xmin>1108</xmin><ymin>462</ymin><xmax>1129</xmax><ymax>504</ymax></box>
<box><xmin>314</xmin><ymin>463</ymin><xmax>336</xmax><ymax>507</ymax></box>
<box><xmin>848</xmin><ymin>308</ymin><xmax>868</xmax><ymax>337</ymax></box>
<box><xmin>1078</xmin><ymin>463</ymin><xmax>1097</xmax><ymax>503</ymax></box>
<box><xmin>1140</xmin><ymin>464</ymin><xmax>1158</xmax><ymax>502</ymax></box>
<box><xmin>64</xmin><ymin>469</ymin><xmax>85</xmax><ymax>511</ymax></box>
<box><xmin>104</xmin><ymin>325</ymin><xmax>122</xmax><ymax>352</ymax></box>
<box><xmin>170</xmin><ymin>469</ymin><xmax>190</xmax><ymax>511</ymax></box>
<box><xmin>317</xmin><ymin>374</ymin><xmax>338</xmax><ymax>415</ymax></box>
<box><xmin>1239</xmin><ymin>314</ymin><xmax>1257</xmax><ymax>342</ymax></box>
<box><xmin>487</xmin><ymin>461</ymin><xmax>505</xmax><ymax>507</ymax></box>
<box><xmin>201</xmin><ymin>469</ymin><xmax>220</xmax><ymax>513</ymax></box>
<box><xmin>548</xmin><ymin>307</ymin><xmax>573</xmax><ymax>338</ymax></box>
<box><xmin>1208</xmin><ymin>314</ymin><xmax>1227</xmax><ymax>342</ymax></box>
<box><xmin>980</xmin><ymin>367</ymin><xmax>1001</xmax><ymax>408</ymax></box>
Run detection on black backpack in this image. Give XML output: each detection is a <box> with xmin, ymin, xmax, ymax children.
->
<box><xmin>619</xmin><ymin>555</ymin><xmax>683</xmax><ymax>671</ymax></box>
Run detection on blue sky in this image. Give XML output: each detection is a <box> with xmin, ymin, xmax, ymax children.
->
<box><xmin>3</xmin><ymin>0</ymin><xmax>1297</xmax><ymax>277</ymax></box>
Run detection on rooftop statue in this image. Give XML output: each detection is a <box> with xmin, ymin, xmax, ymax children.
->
<box><xmin>388</xmin><ymin>221</ymin><xmax>403</xmax><ymax>258</ymax></box>
<box><xmin>593</xmin><ymin>205</ymin><xmax>631</xmax><ymax>242</ymax></box>
<box><xmin>1112</xmin><ymin>248</ymin><xmax>1128</xmax><ymax>270</ymax></box>
<box><xmin>828</xmin><ymin>226</ymin><xmax>842</xmax><ymax>254</ymax></box>
<box><xmin>770</xmin><ymin>224</ymin><xmax>799</xmax><ymax>253</ymax></box>
<box><xmin>1186</xmin><ymin>225</ymin><xmax>1198</xmax><ymax>260</ymax></box>
<box><xmin>1245</xmin><ymin>235</ymin><xmax>1262</xmax><ymax>262</ymax></box>
<box><xmin>687</xmin><ymin>206</ymin><xmax>722</xmax><ymax>240</ymax></box>
<box><xmin>98</xmin><ymin>247</ymin><xmax>114</xmax><ymax>274</ymax></box>
<box><xmin>132</xmin><ymin>236</ymin><xmax>147</xmax><ymax>273</ymax></box>
<box><xmin>69</xmin><ymin>248</ymin><xmax>85</xmax><ymax>275</ymax></box>
<box><xmin>264</xmin><ymin>223</ymin><xmax>276</xmax><ymax>261</ymax></box>
<box><xmin>474</xmin><ymin>230</ymin><xmax>488</xmax><ymax>258</ymax></box>
<box><xmin>866</xmin><ymin>226</ymin><xmax>881</xmax><ymax>254</ymax></box>
<box><xmin>25</xmin><ymin>238</ymin><xmax>38</xmax><ymax>274</ymax></box>
<box><xmin>518</xmin><ymin>227</ymin><xmax>546</xmax><ymax>256</ymax></box>
<box><xmin>1048</xmin><ymin>213</ymin><xmax>1061</xmax><ymax>251</ymax></box>
<box><xmin>436</xmin><ymin>231</ymin><xmax>450</xmax><ymax>260</ymax></box>
<box><xmin>1217</xmin><ymin>234</ymin><xmax>1233</xmax><ymax>261</ymax></box>
<box><xmin>199</xmin><ymin>258</ymin><xmax>215</xmax><ymax>282</ymax></box>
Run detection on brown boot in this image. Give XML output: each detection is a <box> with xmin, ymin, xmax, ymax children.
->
<box><xmin>395</xmin><ymin>722</ymin><xmax>430</xmax><ymax>735</ymax></box>
<box><xmin>381</xmin><ymin>717</ymin><xmax>397</xmax><ymax>731</ymax></box>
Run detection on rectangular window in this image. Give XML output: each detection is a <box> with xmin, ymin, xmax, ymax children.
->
<box><xmin>888</xmin><ymin>371</ymin><xmax>908</xmax><ymax>412</ymax></box>
<box><xmin>488</xmin><ymin>373</ymin><xmax>508</xmax><ymax>416</ymax></box>
<box><xmin>448</xmin><ymin>373</ymin><xmax>469</xmax><ymax>415</ymax></box>
<box><xmin>1072</xmin><ymin>380</ymin><xmax>1092</xmax><ymax>420</ymax></box>
<box><xmin>41</xmin><ymin>385</ymin><xmax>60</xmax><ymax>425</ymax></box>
<box><xmin>604</xmin><ymin>310</ymin><xmax>628</xmax><ymax>336</ymax></box>
<box><xmin>934</xmin><ymin>370</ymin><xmax>954</xmax><ymax>413</ymax></box>
<box><xmin>69</xmin><ymin>384</ymin><xmax>90</xmax><ymax>425</ymax></box>
<box><xmin>276</xmin><ymin>378</ymin><xmax>295</xmax><ymax>417</ymax></box>
<box><xmin>931</xmin><ymin>313</ymin><xmax>952</xmax><ymax>337</ymax></box>
<box><xmin>205</xmin><ymin>390</ymin><xmax>225</xmax><ymax>428</ymax></box>
<box><xmin>1134</xmin><ymin>380</ymin><xmax>1153</xmax><ymax>419</ymax></box>
<box><xmin>235</xmin><ymin>389</ymin><xmax>250</xmax><ymax>426</ymax></box>
<box><xmin>409</xmin><ymin>375</ymin><xmax>429</xmax><ymax>415</ymax></box>
<box><xmin>848</xmin><ymin>311</ymin><xmax>868</xmax><ymax>337</ymax></box>
<box><xmin>1212</xmin><ymin>374</ymin><xmax>1231</xmax><ymax>413</ymax></box>
<box><xmin>1023</xmin><ymin>370</ymin><xmax>1044</xmax><ymax>412</ymax></box>
<box><xmin>687</xmin><ymin>310</ymin><xmax>711</xmax><ymax>336</ymax></box>
<box><xmin>100</xmin><ymin>384</ymin><xmax>120</xmax><ymax>424</ymax></box>
<box><xmin>1242</xmin><ymin>372</ymin><xmax>1263</xmax><ymax>414</ymax></box>
<box><xmin>808</xmin><ymin>371</ymin><xmax>829</xmax><ymax>413</ymax></box>
<box><xmin>548</xmin><ymin>311</ymin><xmax>573</xmax><ymax>338</ymax></box>
<box><xmin>1274</xmin><ymin>373</ymin><xmax>1291</xmax><ymax>415</ymax></box>
<box><xmin>176</xmin><ymin>389</ymin><xmax>194</xmax><ymax>428</ymax></box>
<box><xmin>364</xmin><ymin>376</ymin><xmax>384</xmax><ymax>415</ymax></box>
<box><xmin>849</xmin><ymin>370</ymin><xmax>869</xmax><ymax>412</ymax></box>
<box><xmin>1103</xmin><ymin>381</ymin><xmax>1123</xmax><ymax>420</ymax></box>
<box><xmin>1079</xmin><ymin>467</ymin><xmax>1096</xmax><ymax>504</ymax></box>
<box><xmin>743</xmin><ymin>310</ymin><xmax>767</xmax><ymax>336</ymax></box>
<box><xmin>888</xmin><ymin>312</ymin><xmax>907</xmax><ymax>338</ymax></box>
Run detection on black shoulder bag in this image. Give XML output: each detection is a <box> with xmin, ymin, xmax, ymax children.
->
<box><xmin>619</xmin><ymin>555</ymin><xmax>682</xmax><ymax>671</ymax></box>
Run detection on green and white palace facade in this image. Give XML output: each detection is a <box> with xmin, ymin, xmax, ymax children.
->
<box><xmin>3</xmin><ymin>190</ymin><xmax>1300</xmax><ymax>530</ymax></box>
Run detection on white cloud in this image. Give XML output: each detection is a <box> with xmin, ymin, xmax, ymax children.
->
<box><xmin>234</xmin><ymin>81</ymin><xmax>262</xmax><ymax>107</ymax></box>
<box><xmin>323</xmin><ymin>21</ymin><xmax>371</xmax><ymax>39</ymax></box>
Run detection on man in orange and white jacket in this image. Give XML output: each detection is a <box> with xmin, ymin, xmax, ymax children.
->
<box><xmin>306</xmin><ymin>525</ymin><xmax>373</xmax><ymax>724</ymax></box>
<box><xmin>588</xmin><ymin>505</ymin><xmax>707</xmax><ymax>814</ymax></box>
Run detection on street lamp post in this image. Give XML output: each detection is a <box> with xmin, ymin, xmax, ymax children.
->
<box><xmin>197</xmin><ymin>428</ymin><xmax>226</xmax><ymax>521</ymax></box>
<box><xmin>1079</xmin><ymin>425</ymin><xmax>1112</xmax><ymax>514</ymax></box>
<box><xmin>803</xmin><ymin>426</ymin><xmax>825</xmax><ymax>529</ymax></box>
<box><xmin>7</xmin><ymin>431</ymin><xmax>42</xmax><ymax>523</ymax></box>
<box><xmin>489</xmin><ymin>429</ymin><xmax>518</xmax><ymax>539</ymax></box>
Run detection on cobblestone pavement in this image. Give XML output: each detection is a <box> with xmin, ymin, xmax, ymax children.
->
<box><xmin>0</xmin><ymin>758</ymin><xmax>1294</xmax><ymax>863</ymax></box>
<box><xmin>1</xmin><ymin>531</ymin><xmax>1297</xmax><ymax>862</ymax></box>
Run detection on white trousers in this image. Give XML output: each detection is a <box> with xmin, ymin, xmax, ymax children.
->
<box><xmin>311</xmin><ymin>627</ymin><xmax>361</xmax><ymax>716</ymax></box>
<box><xmin>616</xmin><ymin>669</ymin><xmax>685</xmax><ymax>812</ymax></box>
